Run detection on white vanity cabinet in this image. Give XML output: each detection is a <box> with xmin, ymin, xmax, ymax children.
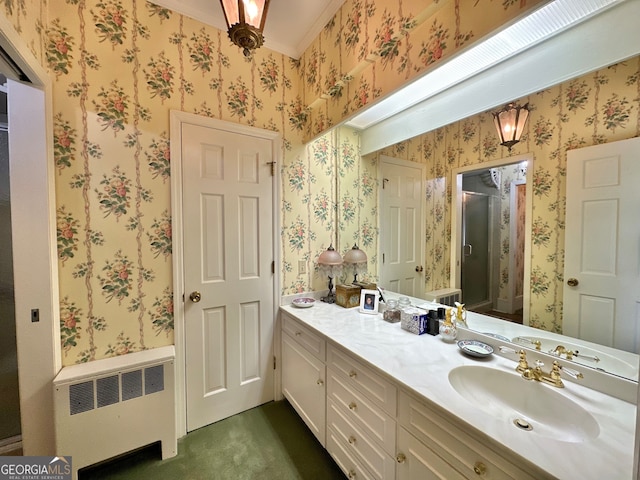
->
<box><xmin>281</xmin><ymin>312</ymin><xmax>326</xmax><ymax>446</ymax></box>
<box><xmin>396</xmin><ymin>391</ymin><xmax>551</xmax><ymax>480</ymax></box>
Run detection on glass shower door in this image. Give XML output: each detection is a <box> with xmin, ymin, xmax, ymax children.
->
<box><xmin>0</xmin><ymin>123</ymin><xmax>21</xmax><ymax>445</ymax></box>
<box><xmin>461</xmin><ymin>192</ymin><xmax>490</xmax><ymax>308</ymax></box>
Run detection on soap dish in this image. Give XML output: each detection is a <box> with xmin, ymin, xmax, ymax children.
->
<box><xmin>457</xmin><ymin>340</ymin><xmax>494</xmax><ymax>358</ymax></box>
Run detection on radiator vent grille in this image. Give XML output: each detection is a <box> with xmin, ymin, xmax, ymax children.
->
<box><xmin>122</xmin><ymin>370</ymin><xmax>143</xmax><ymax>401</ymax></box>
<box><xmin>69</xmin><ymin>364</ymin><xmax>165</xmax><ymax>415</ymax></box>
<box><xmin>96</xmin><ymin>375</ymin><xmax>119</xmax><ymax>408</ymax></box>
<box><xmin>423</xmin><ymin>288</ymin><xmax>462</xmax><ymax>307</ymax></box>
<box><xmin>69</xmin><ymin>381</ymin><xmax>94</xmax><ymax>416</ymax></box>
<box><xmin>145</xmin><ymin>365</ymin><xmax>164</xmax><ymax>394</ymax></box>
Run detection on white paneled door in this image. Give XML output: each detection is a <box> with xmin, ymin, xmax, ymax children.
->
<box><xmin>181</xmin><ymin>121</ymin><xmax>275</xmax><ymax>431</ymax></box>
<box><xmin>380</xmin><ymin>157</ymin><xmax>425</xmax><ymax>297</ymax></box>
<box><xmin>563</xmin><ymin>137</ymin><xmax>640</xmax><ymax>353</ymax></box>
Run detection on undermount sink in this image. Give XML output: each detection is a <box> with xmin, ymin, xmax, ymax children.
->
<box><xmin>448</xmin><ymin>366</ymin><xmax>600</xmax><ymax>443</ymax></box>
<box><xmin>512</xmin><ymin>336</ymin><xmax>638</xmax><ymax>380</ymax></box>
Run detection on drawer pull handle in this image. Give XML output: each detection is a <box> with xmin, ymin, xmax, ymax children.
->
<box><xmin>349</xmin><ymin>370</ymin><xmax>357</xmax><ymax>378</ymax></box>
<box><xmin>316</xmin><ymin>379</ymin><xmax>324</xmax><ymax>386</ymax></box>
<box><xmin>474</xmin><ymin>462</ymin><xmax>487</xmax><ymax>476</ymax></box>
<box><xmin>396</xmin><ymin>453</ymin><xmax>406</xmax><ymax>464</ymax></box>
<box><xmin>348</xmin><ymin>436</ymin><xmax>356</xmax><ymax>444</ymax></box>
<box><xmin>348</xmin><ymin>402</ymin><xmax>357</xmax><ymax>410</ymax></box>
<box><xmin>348</xmin><ymin>470</ymin><xmax>356</xmax><ymax>479</ymax></box>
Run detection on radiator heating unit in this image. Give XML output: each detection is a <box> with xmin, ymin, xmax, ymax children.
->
<box><xmin>53</xmin><ymin>346</ymin><xmax>177</xmax><ymax>478</ymax></box>
<box><xmin>423</xmin><ymin>288</ymin><xmax>462</xmax><ymax>306</ymax></box>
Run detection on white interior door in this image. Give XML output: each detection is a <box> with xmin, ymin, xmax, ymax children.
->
<box><xmin>563</xmin><ymin>137</ymin><xmax>640</xmax><ymax>353</ymax></box>
<box><xmin>380</xmin><ymin>157</ymin><xmax>425</xmax><ymax>297</ymax></box>
<box><xmin>181</xmin><ymin>121</ymin><xmax>275</xmax><ymax>431</ymax></box>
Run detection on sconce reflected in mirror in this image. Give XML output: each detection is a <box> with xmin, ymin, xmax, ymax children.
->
<box><xmin>317</xmin><ymin>244</ymin><xmax>343</xmax><ymax>303</ymax></box>
<box><xmin>493</xmin><ymin>102</ymin><xmax>530</xmax><ymax>153</ymax></box>
<box><xmin>343</xmin><ymin>243</ymin><xmax>368</xmax><ymax>283</ymax></box>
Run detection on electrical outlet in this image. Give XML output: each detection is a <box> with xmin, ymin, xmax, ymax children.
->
<box><xmin>298</xmin><ymin>260</ymin><xmax>306</xmax><ymax>275</ymax></box>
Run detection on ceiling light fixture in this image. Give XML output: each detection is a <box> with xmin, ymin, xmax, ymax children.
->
<box><xmin>492</xmin><ymin>102</ymin><xmax>530</xmax><ymax>153</ymax></box>
<box><xmin>219</xmin><ymin>0</ymin><xmax>270</xmax><ymax>57</ymax></box>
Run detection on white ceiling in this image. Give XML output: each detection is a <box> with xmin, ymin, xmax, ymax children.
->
<box><xmin>150</xmin><ymin>0</ymin><xmax>346</xmax><ymax>59</ymax></box>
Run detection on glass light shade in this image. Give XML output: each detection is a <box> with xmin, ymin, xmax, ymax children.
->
<box><xmin>317</xmin><ymin>245</ymin><xmax>344</xmax><ymax>267</ymax></box>
<box><xmin>219</xmin><ymin>0</ymin><xmax>270</xmax><ymax>56</ymax></box>
<box><xmin>493</xmin><ymin>103</ymin><xmax>529</xmax><ymax>152</ymax></box>
<box><xmin>343</xmin><ymin>244</ymin><xmax>367</xmax><ymax>283</ymax></box>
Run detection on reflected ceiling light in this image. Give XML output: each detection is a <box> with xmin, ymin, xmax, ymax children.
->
<box><xmin>492</xmin><ymin>102</ymin><xmax>530</xmax><ymax>153</ymax></box>
<box><xmin>343</xmin><ymin>244</ymin><xmax>368</xmax><ymax>283</ymax></box>
<box><xmin>345</xmin><ymin>0</ymin><xmax>618</xmax><ymax>130</ymax></box>
<box><xmin>317</xmin><ymin>244</ymin><xmax>343</xmax><ymax>303</ymax></box>
<box><xmin>220</xmin><ymin>0</ymin><xmax>270</xmax><ymax>57</ymax></box>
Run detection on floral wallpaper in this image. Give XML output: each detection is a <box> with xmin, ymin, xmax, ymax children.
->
<box><xmin>375</xmin><ymin>57</ymin><xmax>640</xmax><ymax>334</ymax></box>
<box><xmin>301</xmin><ymin>0</ymin><xmax>547</xmax><ymax>140</ymax></box>
<box><xmin>0</xmin><ymin>0</ymin><xmax>570</xmax><ymax>365</ymax></box>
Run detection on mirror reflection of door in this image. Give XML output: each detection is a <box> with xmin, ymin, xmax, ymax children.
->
<box><xmin>458</xmin><ymin>162</ymin><xmax>527</xmax><ymax>324</ymax></box>
<box><xmin>379</xmin><ymin>156</ymin><xmax>425</xmax><ymax>297</ymax></box>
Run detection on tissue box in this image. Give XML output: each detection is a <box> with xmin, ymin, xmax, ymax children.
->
<box><xmin>336</xmin><ymin>284</ymin><xmax>361</xmax><ymax>308</ymax></box>
<box><xmin>401</xmin><ymin>307</ymin><xmax>427</xmax><ymax>335</ymax></box>
<box><xmin>353</xmin><ymin>281</ymin><xmax>377</xmax><ymax>290</ymax></box>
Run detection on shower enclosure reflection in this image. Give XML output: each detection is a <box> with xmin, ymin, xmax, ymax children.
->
<box><xmin>459</xmin><ymin>161</ymin><xmax>527</xmax><ymax>324</ymax></box>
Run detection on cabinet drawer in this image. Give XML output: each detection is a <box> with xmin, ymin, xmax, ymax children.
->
<box><xmin>327</xmin><ymin>344</ymin><xmax>397</xmax><ymax>416</ymax></box>
<box><xmin>327</xmin><ymin>427</ymin><xmax>379</xmax><ymax>480</ymax></box>
<box><xmin>327</xmin><ymin>367</ymin><xmax>396</xmax><ymax>455</ymax></box>
<box><xmin>282</xmin><ymin>311</ymin><xmax>325</xmax><ymax>361</ymax></box>
<box><xmin>398</xmin><ymin>391</ymin><xmax>550</xmax><ymax>480</ymax></box>
<box><xmin>328</xmin><ymin>399</ymin><xmax>395</xmax><ymax>480</ymax></box>
<box><xmin>397</xmin><ymin>427</ymin><xmax>466</xmax><ymax>480</ymax></box>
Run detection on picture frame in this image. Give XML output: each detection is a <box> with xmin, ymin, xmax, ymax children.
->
<box><xmin>359</xmin><ymin>289</ymin><xmax>379</xmax><ymax>314</ymax></box>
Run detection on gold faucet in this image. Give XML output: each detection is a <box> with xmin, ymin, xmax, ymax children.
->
<box><xmin>513</xmin><ymin>349</ymin><xmax>583</xmax><ymax>388</ymax></box>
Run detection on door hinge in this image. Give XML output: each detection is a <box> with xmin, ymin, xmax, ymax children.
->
<box><xmin>273</xmin><ymin>356</ymin><xmax>276</xmax><ymax>370</ymax></box>
<box><xmin>182</xmin><ymin>293</ymin><xmax>185</xmax><ymax>302</ymax></box>
<box><xmin>267</xmin><ymin>161</ymin><xmax>276</xmax><ymax>176</ymax></box>
<box><xmin>382</xmin><ymin>253</ymin><xmax>385</xmax><ymax>264</ymax></box>
<box><xmin>271</xmin><ymin>260</ymin><xmax>275</xmax><ymax>274</ymax></box>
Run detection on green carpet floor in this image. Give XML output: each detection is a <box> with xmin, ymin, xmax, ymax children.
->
<box><xmin>79</xmin><ymin>400</ymin><xmax>345</xmax><ymax>480</ymax></box>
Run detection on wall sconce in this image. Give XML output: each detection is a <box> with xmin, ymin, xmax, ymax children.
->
<box><xmin>220</xmin><ymin>0</ymin><xmax>270</xmax><ymax>57</ymax></box>
<box><xmin>343</xmin><ymin>244</ymin><xmax>368</xmax><ymax>283</ymax></box>
<box><xmin>317</xmin><ymin>244</ymin><xmax>343</xmax><ymax>303</ymax></box>
<box><xmin>492</xmin><ymin>102</ymin><xmax>530</xmax><ymax>153</ymax></box>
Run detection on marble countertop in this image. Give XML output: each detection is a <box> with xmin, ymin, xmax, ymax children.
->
<box><xmin>280</xmin><ymin>300</ymin><xmax>636</xmax><ymax>480</ymax></box>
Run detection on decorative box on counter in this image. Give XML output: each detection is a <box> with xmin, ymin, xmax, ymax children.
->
<box><xmin>353</xmin><ymin>281</ymin><xmax>377</xmax><ymax>291</ymax></box>
<box><xmin>401</xmin><ymin>307</ymin><xmax>427</xmax><ymax>335</ymax></box>
<box><xmin>336</xmin><ymin>284</ymin><xmax>361</xmax><ymax>308</ymax></box>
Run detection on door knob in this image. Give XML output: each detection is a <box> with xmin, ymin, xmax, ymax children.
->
<box><xmin>415</xmin><ymin>265</ymin><xmax>424</xmax><ymax>272</ymax></box>
<box><xmin>567</xmin><ymin>278</ymin><xmax>579</xmax><ymax>287</ymax></box>
<box><xmin>189</xmin><ymin>291</ymin><xmax>202</xmax><ymax>302</ymax></box>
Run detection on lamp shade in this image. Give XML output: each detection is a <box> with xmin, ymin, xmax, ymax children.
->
<box><xmin>343</xmin><ymin>244</ymin><xmax>367</xmax><ymax>265</ymax></box>
<box><xmin>317</xmin><ymin>244</ymin><xmax>343</xmax><ymax>267</ymax></box>
<box><xmin>220</xmin><ymin>0</ymin><xmax>270</xmax><ymax>56</ymax></box>
<box><xmin>493</xmin><ymin>103</ymin><xmax>529</xmax><ymax>152</ymax></box>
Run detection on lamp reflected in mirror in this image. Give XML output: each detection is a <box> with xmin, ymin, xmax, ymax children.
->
<box><xmin>492</xmin><ymin>102</ymin><xmax>530</xmax><ymax>153</ymax></box>
<box><xmin>343</xmin><ymin>243</ymin><xmax>368</xmax><ymax>283</ymax></box>
<box><xmin>317</xmin><ymin>244</ymin><xmax>343</xmax><ymax>303</ymax></box>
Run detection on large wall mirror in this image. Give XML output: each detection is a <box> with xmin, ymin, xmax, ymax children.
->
<box><xmin>329</xmin><ymin>1</ymin><xmax>640</xmax><ymax>383</ymax></box>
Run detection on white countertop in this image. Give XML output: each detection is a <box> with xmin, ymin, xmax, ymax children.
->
<box><xmin>281</xmin><ymin>300</ymin><xmax>636</xmax><ymax>480</ymax></box>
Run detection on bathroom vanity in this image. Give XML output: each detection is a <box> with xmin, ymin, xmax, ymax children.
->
<box><xmin>280</xmin><ymin>300</ymin><xmax>636</xmax><ymax>479</ymax></box>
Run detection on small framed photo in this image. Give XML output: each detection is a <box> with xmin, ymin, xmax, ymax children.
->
<box><xmin>359</xmin><ymin>289</ymin><xmax>379</xmax><ymax>314</ymax></box>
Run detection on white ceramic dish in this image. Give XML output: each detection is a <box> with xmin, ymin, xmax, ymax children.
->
<box><xmin>457</xmin><ymin>339</ymin><xmax>494</xmax><ymax>358</ymax></box>
<box><xmin>292</xmin><ymin>297</ymin><xmax>316</xmax><ymax>308</ymax></box>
